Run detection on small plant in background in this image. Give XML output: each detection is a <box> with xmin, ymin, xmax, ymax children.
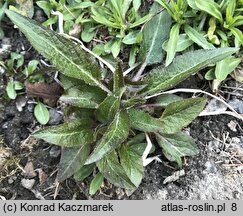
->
<box><xmin>156</xmin><ymin>0</ymin><xmax>243</xmax><ymax>92</ymax></box>
<box><xmin>5</xmin><ymin>5</ymin><xmax>238</xmax><ymax>195</ymax></box>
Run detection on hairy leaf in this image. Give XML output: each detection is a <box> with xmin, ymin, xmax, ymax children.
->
<box><xmin>139</xmin><ymin>2</ymin><xmax>171</xmax><ymax>65</ymax></box>
<box><xmin>128</xmin><ymin>108</ymin><xmax>164</xmax><ymax>133</ymax></box>
<box><xmin>156</xmin><ymin>132</ymin><xmax>198</xmax><ymax>167</ymax></box>
<box><xmin>60</xmin><ymin>85</ymin><xmax>106</xmax><ymax>109</ymax></box>
<box><xmin>86</xmin><ymin>111</ymin><xmax>130</xmax><ymax>164</ymax></box>
<box><xmin>57</xmin><ymin>144</ymin><xmax>91</xmax><ymax>182</ymax></box>
<box><xmin>141</xmin><ymin>48</ymin><xmax>238</xmax><ymax>95</ymax></box>
<box><xmin>118</xmin><ymin>143</ymin><xmax>144</xmax><ymax>187</ymax></box>
<box><xmin>95</xmin><ymin>88</ymin><xmax>125</xmax><ymax>123</ymax></box>
<box><xmin>113</xmin><ymin>62</ymin><xmax>124</xmax><ymax>92</ymax></box>
<box><xmin>89</xmin><ymin>173</ymin><xmax>104</xmax><ymax>195</ymax></box>
<box><xmin>5</xmin><ymin>10</ymin><xmax>107</xmax><ymax>90</ymax></box>
<box><xmin>155</xmin><ymin>94</ymin><xmax>183</xmax><ymax>108</ymax></box>
<box><xmin>97</xmin><ymin>151</ymin><xmax>136</xmax><ymax>190</ymax></box>
<box><xmin>160</xmin><ymin>98</ymin><xmax>207</xmax><ymax>134</ymax></box>
<box><xmin>32</xmin><ymin>120</ymin><xmax>94</xmax><ymax>147</ymax></box>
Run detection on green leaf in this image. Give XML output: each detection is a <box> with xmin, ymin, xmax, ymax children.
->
<box><xmin>74</xmin><ymin>164</ymin><xmax>96</xmax><ymax>182</ymax></box>
<box><xmin>34</xmin><ymin>102</ymin><xmax>50</xmax><ymax>125</ymax></box>
<box><xmin>81</xmin><ymin>23</ymin><xmax>96</xmax><ymax>43</ymax></box>
<box><xmin>194</xmin><ymin>0</ymin><xmax>223</xmax><ymax>23</ymax></box>
<box><xmin>5</xmin><ymin>10</ymin><xmax>108</xmax><ymax>91</ymax></box>
<box><xmin>60</xmin><ymin>85</ymin><xmax>106</xmax><ymax>109</ymax></box>
<box><xmin>128</xmin><ymin>108</ymin><xmax>164</xmax><ymax>133</ymax></box>
<box><xmin>230</xmin><ymin>27</ymin><xmax>243</xmax><ymax>45</ymax></box>
<box><xmin>186</xmin><ymin>0</ymin><xmax>199</xmax><ymax>10</ymax></box>
<box><xmin>111</xmin><ymin>39</ymin><xmax>121</xmax><ymax>58</ymax></box>
<box><xmin>95</xmin><ymin>92</ymin><xmax>122</xmax><ymax>123</ymax></box>
<box><xmin>155</xmin><ymin>94</ymin><xmax>183</xmax><ymax>108</ymax></box>
<box><xmin>184</xmin><ymin>25</ymin><xmax>215</xmax><ymax>49</ymax></box>
<box><xmin>160</xmin><ymin>98</ymin><xmax>207</xmax><ymax>134</ymax></box>
<box><xmin>118</xmin><ymin>143</ymin><xmax>144</xmax><ymax>187</ymax></box>
<box><xmin>133</xmin><ymin>0</ymin><xmax>141</xmax><ymax>11</ymax></box>
<box><xmin>14</xmin><ymin>81</ymin><xmax>24</xmax><ymax>90</ymax></box>
<box><xmin>27</xmin><ymin>60</ymin><xmax>39</xmax><ymax>75</ymax></box>
<box><xmin>129</xmin><ymin>13</ymin><xmax>153</xmax><ymax>28</ymax></box>
<box><xmin>36</xmin><ymin>1</ymin><xmax>52</xmax><ymax>17</ymax></box>
<box><xmin>0</xmin><ymin>1</ymin><xmax>8</xmax><ymax>21</ymax></box>
<box><xmin>141</xmin><ymin>48</ymin><xmax>239</xmax><ymax>95</ymax></box>
<box><xmin>139</xmin><ymin>3</ymin><xmax>172</xmax><ymax>66</ymax></box>
<box><xmin>122</xmin><ymin>30</ymin><xmax>140</xmax><ymax>45</ymax></box>
<box><xmin>57</xmin><ymin>144</ymin><xmax>91</xmax><ymax>182</ymax></box>
<box><xmin>86</xmin><ymin>111</ymin><xmax>130</xmax><ymax>164</ymax></box>
<box><xmin>32</xmin><ymin>120</ymin><xmax>94</xmax><ymax>147</ymax></box>
<box><xmin>6</xmin><ymin>80</ymin><xmax>17</xmax><ymax>99</ymax></box>
<box><xmin>91</xmin><ymin>7</ymin><xmax>120</xmax><ymax>29</ymax></box>
<box><xmin>97</xmin><ymin>151</ymin><xmax>136</xmax><ymax>190</ymax></box>
<box><xmin>163</xmin><ymin>34</ymin><xmax>193</xmax><ymax>52</ymax></box>
<box><xmin>215</xmin><ymin>56</ymin><xmax>241</xmax><ymax>81</ymax></box>
<box><xmin>156</xmin><ymin>132</ymin><xmax>198</xmax><ymax>167</ymax></box>
<box><xmin>89</xmin><ymin>173</ymin><xmax>104</xmax><ymax>195</ymax></box>
<box><xmin>205</xmin><ymin>68</ymin><xmax>216</xmax><ymax>80</ymax></box>
<box><xmin>113</xmin><ymin>62</ymin><xmax>124</xmax><ymax>93</ymax></box>
<box><xmin>165</xmin><ymin>23</ymin><xmax>181</xmax><ymax>66</ymax></box>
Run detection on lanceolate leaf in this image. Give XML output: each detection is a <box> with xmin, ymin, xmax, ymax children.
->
<box><xmin>165</xmin><ymin>23</ymin><xmax>181</xmax><ymax>66</ymax></box>
<box><xmin>184</xmin><ymin>25</ymin><xmax>215</xmax><ymax>49</ymax></box>
<box><xmin>74</xmin><ymin>164</ymin><xmax>96</xmax><ymax>182</ymax></box>
<box><xmin>156</xmin><ymin>132</ymin><xmax>198</xmax><ymax>167</ymax></box>
<box><xmin>160</xmin><ymin>98</ymin><xmax>207</xmax><ymax>134</ymax></box>
<box><xmin>97</xmin><ymin>151</ymin><xmax>136</xmax><ymax>190</ymax></box>
<box><xmin>5</xmin><ymin>10</ymin><xmax>107</xmax><ymax>90</ymax></box>
<box><xmin>32</xmin><ymin>120</ymin><xmax>94</xmax><ymax>147</ymax></box>
<box><xmin>141</xmin><ymin>48</ymin><xmax>238</xmax><ymax>95</ymax></box>
<box><xmin>95</xmin><ymin>95</ymin><xmax>120</xmax><ymax>123</ymax></box>
<box><xmin>128</xmin><ymin>108</ymin><xmax>164</xmax><ymax>133</ymax></box>
<box><xmin>113</xmin><ymin>62</ymin><xmax>124</xmax><ymax>92</ymax></box>
<box><xmin>89</xmin><ymin>173</ymin><xmax>104</xmax><ymax>195</ymax></box>
<box><xmin>60</xmin><ymin>85</ymin><xmax>106</xmax><ymax>109</ymax></box>
<box><xmin>118</xmin><ymin>143</ymin><xmax>144</xmax><ymax>187</ymax></box>
<box><xmin>139</xmin><ymin>2</ymin><xmax>172</xmax><ymax>65</ymax></box>
<box><xmin>86</xmin><ymin>111</ymin><xmax>130</xmax><ymax>164</ymax></box>
<box><xmin>194</xmin><ymin>0</ymin><xmax>223</xmax><ymax>23</ymax></box>
<box><xmin>57</xmin><ymin>144</ymin><xmax>91</xmax><ymax>182</ymax></box>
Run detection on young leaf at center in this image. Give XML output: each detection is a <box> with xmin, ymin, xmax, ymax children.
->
<box><xmin>86</xmin><ymin>110</ymin><xmax>130</xmax><ymax>164</ymax></box>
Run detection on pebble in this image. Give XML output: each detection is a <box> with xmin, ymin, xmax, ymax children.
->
<box><xmin>48</xmin><ymin>109</ymin><xmax>63</xmax><ymax>125</ymax></box>
<box><xmin>229</xmin><ymin>99</ymin><xmax>243</xmax><ymax>114</ymax></box>
<box><xmin>49</xmin><ymin>145</ymin><xmax>61</xmax><ymax>158</ymax></box>
<box><xmin>21</xmin><ymin>179</ymin><xmax>35</xmax><ymax>190</ymax></box>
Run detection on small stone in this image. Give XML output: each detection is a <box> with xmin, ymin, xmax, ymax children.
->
<box><xmin>227</xmin><ymin>120</ymin><xmax>238</xmax><ymax>132</ymax></box>
<box><xmin>49</xmin><ymin>145</ymin><xmax>61</xmax><ymax>158</ymax></box>
<box><xmin>21</xmin><ymin>179</ymin><xmax>35</xmax><ymax>190</ymax></box>
<box><xmin>48</xmin><ymin>109</ymin><xmax>63</xmax><ymax>125</ymax></box>
<box><xmin>229</xmin><ymin>99</ymin><xmax>243</xmax><ymax>114</ymax></box>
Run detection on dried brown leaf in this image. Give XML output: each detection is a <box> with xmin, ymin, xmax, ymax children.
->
<box><xmin>26</xmin><ymin>82</ymin><xmax>63</xmax><ymax>106</ymax></box>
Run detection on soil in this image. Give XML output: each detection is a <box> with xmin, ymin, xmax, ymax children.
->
<box><xmin>0</xmin><ymin>13</ymin><xmax>243</xmax><ymax>200</ymax></box>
